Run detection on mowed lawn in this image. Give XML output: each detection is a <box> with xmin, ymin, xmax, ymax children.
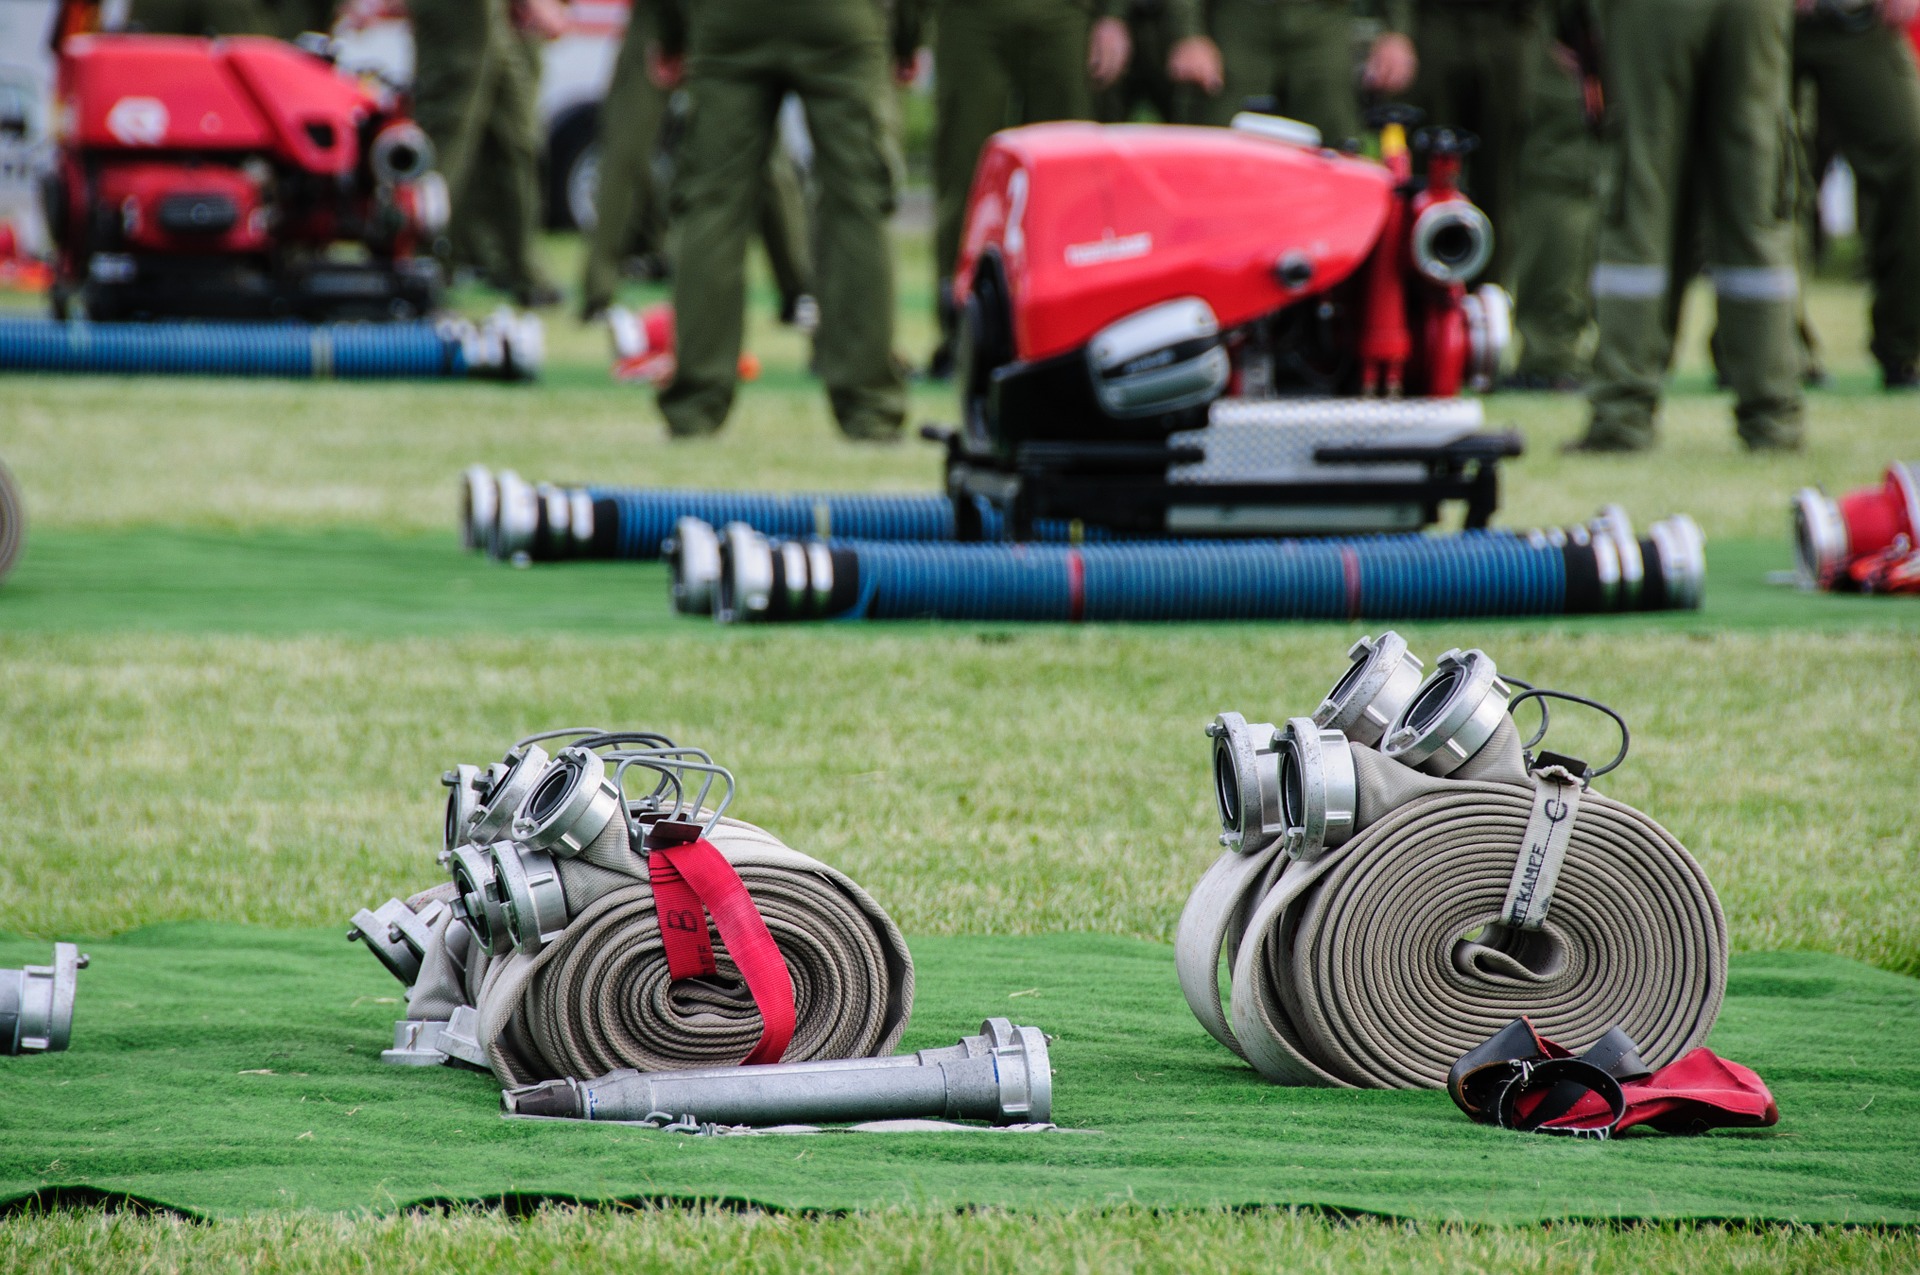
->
<box><xmin>1</xmin><ymin>234</ymin><xmax>1916</xmax><ymax>1270</ymax></box>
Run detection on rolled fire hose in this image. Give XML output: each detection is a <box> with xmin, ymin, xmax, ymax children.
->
<box><xmin>0</xmin><ymin>312</ymin><xmax>542</xmax><ymax>381</ymax></box>
<box><xmin>2</xmin><ymin>943</ymin><xmax>88</xmax><ymax>1055</ymax></box>
<box><xmin>461</xmin><ymin>468</ymin><xmax>1092</xmax><ymax>564</ymax></box>
<box><xmin>689</xmin><ymin>508</ymin><xmax>1705</xmax><ymax>623</ymax></box>
<box><xmin>1178</xmin><ymin>635</ymin><xmax>1726</xmax><ymax>1089</ymax></box>
<box><xmin>0</xmin><ymin>457</ymin><xmax>22</xmax><ymax>585</ymax></box>
<box><xmin>352</xmin><ymin>732</ymin><xmax>914</xmax><ymax>1089</ymax></box>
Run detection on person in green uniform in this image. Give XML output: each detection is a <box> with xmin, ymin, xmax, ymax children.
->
<box><xmin>1096</xmin><ymin>0</ymin><xmax>1208</xmax><ymax>122</ymax></box>
<box><xmin>1507</xmin><ymin>29</ymin><xmax>1600</xmax><ymax>387</ymax></box>
<box><xmin>898</xmin><ymin>0</ymin><xmax>1136</xmax><ymax>379</ymax></box>
<box><xmin>410</xmin><ymin>0</ymin><xmax>554</xmax><ymax>306</ymax></box>
<box><xmin>1575</xmin><ymin>0</ymin><xmax>1804</xmax><ymax>452</ymax></box>
<box><xmin>126</xmin><ymin>0</ymin><xmax>271</xmax><ymax>35</ymax></box>
<box><xmin>1196</xmin><ymin>0</ymin><xmax>1417</xmax><ymax>145</ymax></box>
<box><xmin>653</xmin><ymin>0</ymin><xmax>905</xmax><ymax>440</ymax></box>
<box><xmin>1794</xmin><ymin>0</ymin><xmax>1920</xmax><ymax>390</ymax></box>
<box><xmin>1407</xmin><ymin>0</ymin><xmax>1539</xmax><ymax>287</ymax></box>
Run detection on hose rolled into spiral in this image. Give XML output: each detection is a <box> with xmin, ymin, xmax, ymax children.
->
<box><xmin>0</xmin><ymin>458</ymin><xmax>22</xmax><ymax>585</ymax></box>
<box><xmin>1177</xmin><ymin>721</ymin><xmax>1727</xmax><ymax>1089</ymax></box>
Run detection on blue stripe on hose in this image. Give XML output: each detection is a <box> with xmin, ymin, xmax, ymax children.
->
<box><xmin>0</xmin><ymin>316</ymin><xmax>465</xmax><ymax>379</ymax></box>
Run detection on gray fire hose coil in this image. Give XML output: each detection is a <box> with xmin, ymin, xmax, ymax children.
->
<box><xmin>353</xmin><ymin>731</ymin><xmax>916</xmax><ymax>1092</ymax></box>
<box><xmin>2</xmin><ymin>943</ymin><xmax>88</xmax><ymax>1055</ymax></box>
<box><xmin>0</xmin><ymin>457</ymin><xmax>23</xmax><ymax>586</ymax></box>
<box><xmin>1179</xmin><ymin>635</ymin><xmax>1727</xmax><ymax>1089</ymax></box>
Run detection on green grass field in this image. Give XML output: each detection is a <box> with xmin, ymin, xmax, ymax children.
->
<box><xmin>1</xmin><ymin>232</ymin><xmax>1916</xmax><ymax>1270</ymax></box>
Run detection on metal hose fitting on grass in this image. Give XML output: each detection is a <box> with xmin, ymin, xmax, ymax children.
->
<box><xmin>691</xmin><ymin>507</ymin><xmax>1704</xmax><ymax>623</ymax></box>
<box><xmin>2</xmin><ymin>944</ymin><xmax>88</xmax><ymax>1055</ymax></box>
<box><xmin>1179</xmin><ymin>633</ymin><xmax>1725</xmax><ymax>1089</ymax></box>
<box><xmin>0</xmin><ymin>311</ymin><xmax>541</xmax><ymax>381</ymax></box>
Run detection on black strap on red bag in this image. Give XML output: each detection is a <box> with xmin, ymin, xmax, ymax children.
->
<box><xmin>1448</xmin><ymin>1018</ymin><xmax>1779</xmax><ymax>1139</ymax></box>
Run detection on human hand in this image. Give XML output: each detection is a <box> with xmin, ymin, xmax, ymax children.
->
<box><xmin>1362</xmin><ymin>32</ymin><xmax>1417</xmax><ymax>95</ymax></box>
<box><xmin>1167</xmin><ymin>35</ymin><xmax>1223</xmax><ymax>94</ymax></box>
<box><xmin>894</xmin><ymin>48</ymin><xmax>925</xmax><ymax>86</ymax></box>
<box><xmin>647</xmin><ymin>43</ymin><xmax>684</xmax><ymax>90</ymax></box>
<box><xmin>1087</xmin><ymin>16</ymin><xmax>1132</xmax><ymax>88</ymax></box>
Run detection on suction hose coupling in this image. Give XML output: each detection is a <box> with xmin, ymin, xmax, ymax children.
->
<box><xmin>501</xmin><ymin>1019</ymin><xmax>1053</xmax><ymax>1127</ymax></box>
<box><xmin>1791</xmin><ymin>461</ymin><xmax>1918</xmax><ymax>588</ymax></box>
<box><xmin>486</xmin><ymin>838</ymin><xmax>569</xmax><ymax>955</ymax></box>
<box><xmin>1208</xmin><ymin>711</ymin><xmax>1282</xmax><ymax>854</ymax></box>
<box><xmin>1382</xmin><ymin>647</ymin><xmax>1511</xmax><ymax>776</ymax></box>
<box><xmin>665</xmin><ymin>516</ymin><xmax>722</xmax><ymax>615</ymax></box>
<box><xmin>2</xmin><ymin>943</ymin><xmax>88</xmax><ymax>1055</ymax></box>
<box><xmin>1313</xmin><ymin>631</ymin><xmax>1425</xmax><ymax>747</ymax></box>
<box><xmin>447</xmin><ymin>842</ymin><xmax>512</xmax><ymax>955</ymax></box>
<box><xmin>1275</xmin><ymin>717</ymin><xmax>1357</xmax><ymax>860</ymax></box>
<box><xmin>370</xmin><ymin>120</ymin><xmax>436</xmax><ymax>185</ymax></box>
<box><xmin>460</xmin><ymin>466</ymin><xmax>497</xmax><ymax>553</ymax></box>
<box><xmin>466</xmin><ymin>742</ymin><xmax>550</xmax><ymax>846</ymax></box>
<box><xmin>715</xmin><ymin>522</ymin><xmax>847</xmax><ymax>623</ymax></box>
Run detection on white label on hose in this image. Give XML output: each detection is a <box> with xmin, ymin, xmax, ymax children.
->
<box><xmin>1504</xmin><ymin>766</ymin><xmax>1582</xmax><ymax>930</ymax></box>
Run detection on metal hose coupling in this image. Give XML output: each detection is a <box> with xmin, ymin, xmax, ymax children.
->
<box><xmin>444</xmin><ymin>307</ymin><xmax>544</xmax><ymax>382</ymax></box>
<box><xmin>1791</xmin><ymin>461</ymin><xmax>1919</xmax><ymax>588</ymax></box>
<box><xmin>348</xmin><ymin>897</ymin><xmax>451</xmax><ymax>985</ymax></box>
<box><xmin>501</xmin><ymin>1019</ymin><xmax>1052</xmax><ymax>1127</ymax></box>
<box><xmin>460</xmin><ymin>466</ymin><xmax>497</xmax><ymax>553</ymax></box>
<box><xmin>715</xmin><ymin>522</ymin><xmax>854</xmax><ymax>623</ymax></box>
<box><xmin>0</xmin><ymin>457</ymin><xmax>23</xmax><ymax>586</ymax></box>
<box><xmin>2</xmin><ymin>943</ymin><xmax>88</xmax><ymax>1055</ymax></box>
<box><xmin>1527</xmin><ymin>508</ymin><xmax>1704</xmax><ymax>612</ymax></box>
<box><xmin>1208</xmin><ymin>711</ymin><xmax>1283</xmax><ymax>854</ymax></box>
<box><xmin>1314</xmin><ymin>631</ymin><xmax>1425</xmax><ymax>747</ymax></box>
<box><xmin>485</xmin><ymin>472</ymin><xmax>597</xmax><ymax>565</ymax></box>
<box><xmin>1274</xmin><ymin>717</ymin><xmax>1357</xmax><ymax>860</ymax></box>
<box><xmin>1382</xmin><ymin>647</ymin><xmax>1512</xmax><ymax>776</ymax></box>
<box><xmin>665</xmin><ymin>517</ymin><xmax>722</xmax><ymax>614</ymax></box>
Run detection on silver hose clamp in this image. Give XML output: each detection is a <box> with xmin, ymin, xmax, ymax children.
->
<box><xmin>780</xmin><ymin>540</ymin><xmax>810</xmax><ymax>615</ymax></box>
<box><xmin>442</xmin><ymin>764</ymin><xmax>488</xmax><ymax>855</ymax></box>
<box><xmin>1207</xmin><ymin>711</ymin><xmax>1284</xmax><ymax>853</ymax></box>
<box><xmin>1382</xmin><ymin>648</ymin><xmax>1512</xmax><ymax>776</ymax></box>
<box><xmin>1792</xmin><ymin>487</ymin><xmax>1847</xmax><ymax>588</ymax></box>
<box><xmin>1648</xmin><ymin>514</ymin><xmax>1705</xmax><ymax>609</ymax></box>
<box><xmin>460</xmin><ymin>465</ymin><xmax>497</xmax><ymax>553</ymax></box>
<box><xmin>488</xmin><ymin>840</ymin><xmax>570</xmax><ymax>955</ymax></box>
<box><xmin>717</xmin><ymin>522</ymin><xmax>774</xmax><ymax>624</ymax></box>
<box><xmin>2</xmin><ymin>943</ymin><xmax>87</xmax><ymax>1055</ymax></box>
<box><xmin>348</xmin><ymin>897</ymin><xmax>448</xmax><ymax>985</ymax></box>
<box><xmin>467</xmin><ymin>743</ymin><xmax>550</xmax><ymax>845</ymax></box>
<box><xmin>512</xmin><ymin>746</ymin><xmax>623</xmax><ymax>857</ymax></box>
<box><xmin>491</xmin><ymin>469</ymin><xmax>538</xmax><ymax>563</ymax></box>
<box><xmin>1276</xmin><ymin>717</ymin><xmax>1358</xmax><ymax>860</ymax></box>
<box><xmin>1314</xmin><ymin>631</ymin><xmax>1425</xmax><ymax>748</ymax></box>
<box><xmin>667</xmin><ymin>517</ymin><xmax>722</xmax><ymax>615</ymax></box>
<box><xmin>448</xmin><ymin>842</ymin><xmax>513</xmax><ymax>954</ymax></box>
<box><xmin>1590</xmin><ymin>506</ymin><xmax>1644</xmax><ymax>609</ymax></box>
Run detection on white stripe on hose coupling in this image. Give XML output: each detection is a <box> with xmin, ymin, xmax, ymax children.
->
<box><xmin>491</xmin><ymin>470</ymin><xmax>538</xmax><ymax>563</ymax></box>
<box><xmin>487</xmin><ymin>839</ymin><xmax>570</xmax><ymax>954</ymax></box>
<box><xmin>1649</xmin><ymin>514</ymin><xmax>1705</xmax><ymax>609</ymax></box>
<box><xmin>1382</xmin><ymin>648</ymin><xmax>1512</xmax><ymax>776</ymax></box>
<box><xmin>1275</xmin><ymin>717</ymin><xmax>1357</xmax><ymax>861</ymax></box>
<box><xmin>511</xmin><ymin>747</ymin><xmax>623</xmax><ymax>858</ymax></box>
<box><xmin>1590</xmin><ymin>505</ymin><xmax>1644</xmax><ymax>609</ymax></box>
<box><xmin>1207</xmin><ymin>711</ymin><xmax>1283</xmax><ymax>854</ymax></box>
<box><xmin>666</xmin><ymin>517</ymin><xmax>722</xmax><ymax>615</ymax></box>
<box><xmin>1313</xmin><ymin>631</ymin><xmax>1424</xmax><ymax>748</ymax></box>
<box><xmin>717</xmin><ymin>521</ymin><xmax>775</xmax><ymax>624</ymax></box>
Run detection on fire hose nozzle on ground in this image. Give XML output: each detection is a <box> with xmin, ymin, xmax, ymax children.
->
<box><xmin>501</xmin><ymin>1018</ymin><xmax>1053</xmax><ymax>1127</ymax></box>
<box><xmin>2</xmin><ymin>943</ymin><xmax>88</xmax><ymax>1055</ymax></box>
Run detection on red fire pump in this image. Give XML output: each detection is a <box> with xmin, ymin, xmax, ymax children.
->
<box><xmin>45</xmin><ymin>34</ymin><xmax>447</xmax><ymax>321</ymax></box>
<box><xmin>936</xmin><ymin>115</ymin><xmax>1520</xmax><ymax>539</ymax></box>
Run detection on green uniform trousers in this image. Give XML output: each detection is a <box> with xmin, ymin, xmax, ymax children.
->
<box><xmin>412</xmin><ymin>0</ymin><xmax>545</xmax><ymax>298</ymax></box>
<box><xmin>1585</xmin><ymin>0</ymin><xmax>1803</xmax><ymax>451</ymax></box>
<box><xmin>1410</xmin><ymin>2</ymin><xmax>1538</xmax><ymax>287</ymax></box>
<box><xmin>1096</xmin><ymin>1</ymin><xmax>1188</xmax><ymax>122</ymax></box>
<box><xmin>126</xmin><ymin>0</ymin><xmax>271</xmax><ymax>35</ymax></box>
<box><xmin>1202</xmin><ymin>0</ymin><xmax>1358</xmax><ymax>145</ymax></box>
<box><xmin>1510</xmin><ymin>34</ymin><xmax>1599</xmax><ymax>380</ymax></box>
<box><xmin>1795</xmin><ymin>16</ymin><xmax>1920</xmax><ymax>381</ymax></box>
<box><xmin>662</xmin><ymin>0</ymin><xmax>903</xmax><ymax>439</ymax></box>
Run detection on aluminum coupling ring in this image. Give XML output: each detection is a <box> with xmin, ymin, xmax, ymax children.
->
<box><xmin>460</xmin><ymin>465</ymin><xmax>497</xmax><ymax>553</ymax></box>
<box><xmin>1589</xmin><ymin>505</ymin><xmax>1645</xmax><ymax>609</ymax></box>
<box><xmin>467</xmin><ymin>743</ymin><xmax>551</xmax><ymax>845</ymax></box>
<box><xmin>448</xmin><ymin>842</ymin><xmax>513</xmax><ymax>955</ymax></box>
<box><xmin>1314</xmin><ymin>631</ymin><xmax>1425</xmax><ymax>748</ymax></box>
<box><xmin>1</xmin><ymin>943</ymin><xmax>88</xmax><ymax>1055</ymax></box>
<box><xmin>1648</xmin><ymin>514</ymin><xmax>1706</xmax><ymax>610</ymax></box>
<box><xmin>1276</xmin><ymin>717</ymin><xmax>1358</xmax><ymax>861</ymax></box>
<box><xmin>442</xmin><ymin>763</ymin><xmax>489</xmax><ymax>855</ymax></box>
<box><xmin>489</xmin><ymin>469</ymin><xmax>538</xmax><ymax>563</ymax></box>
<box><xmin>348</xmin><ymin>897</ymin><xmax>449</xmax><ymax>986</ymax></box>
<box><xmin>666</xmin><ymin>517</ymin><xmax>722</xmax><ymax>615</ymax></box>
<box><xmin>512</xmin><ymin>746</ymin><xmax>623</xmax><ymax>857</ymax></box>
<box><xmin>1382</xmin><ymin>647</ymin><xmax>1512</xmax><ymax>776</ymax></box>
<box><xmin>488</xmin><ymin>840</ymin><xmax>570</xmax><ymax>955</ymax></box>
<box><xmin>1207</xmin><ymin>711</ymin><xmax>1283</xmax><ymax>854</ymax></box>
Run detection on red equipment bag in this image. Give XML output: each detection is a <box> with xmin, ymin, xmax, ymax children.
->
<box><xmin>1449</xmin><ymin>1018</ymin><xmax>1778</xmax><ymax>1139</ymax></box>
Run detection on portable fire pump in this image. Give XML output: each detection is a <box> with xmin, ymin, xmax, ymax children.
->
<box><xmin>45</xmin><ymin>33</ymin><xmax>448</xmax><ymax>321</ymax></box>
<box><xmin>936</xmin><ymin>114</ymin><xmax>1521</xmax><ymax>539</ymax></box>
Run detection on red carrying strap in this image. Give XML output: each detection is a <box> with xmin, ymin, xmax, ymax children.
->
<box><xmin>647</xmin><ymin>837</ymin><xmax>796</xmax><ymax>1065</ymax></box>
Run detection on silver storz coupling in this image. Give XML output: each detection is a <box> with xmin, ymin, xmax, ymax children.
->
<box><xmin>487</xmin><ymin>839</ymin><xmax>570</xmax><ymax>954</ymax></box>
<box><xmin>447</xmin><ymin>842</ymin><xmax>512</xmax><ymax>954</ymax></box>
<box><xmin>1275</xmin><ymin>717</ymin><xmax>1357</xmax><ymax>860</ymax></box>
<box><xmin>1313</xmin><ymin>631</ymin><xmax>1424</xmax><ymax>748</ymax></box>
<box><xmin>2</xmin><ymin>943</ymin><xmax>88</xmax><ymax>1055</ymax></box>
<box><xmin>1382</xmin><ymin>648</ymin><xmax>1512</xmax><ymax>776</ymax></box>
<box><xmin>512</xmin><ymin>747</ymin><xmax>623</xmax><ymax>857</ymax></box>
<box><xmin>465</xmin><ymin>743</ymin><xmax>551</xmax><ymax>846</ymax></box>
<box><xmin>501</xmin><ymin>1018</ymin><xmax>1053</xmax><ymax>1127</ymax></box>
<box><xmin>1207</xmin><ymin>711</ymin><xmax>1283</xmax><ymax>853</ymax></box>
<box><xmin>666</xmin><ymin>517</ymin><xmax>722</xmax><ymax>615</ymax></box>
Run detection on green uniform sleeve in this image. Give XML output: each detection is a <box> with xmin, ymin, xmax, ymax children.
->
<box><xmin>1356</xmin><ymin>0</ymin><xmax>1413</xmax><ymax>37</ymax></box>
<box><xmin>891</xmin><ymin>0</ymin><xmax>925</xmax><ymax>64</ymax></box>
<box><xmin>655</xmin><ymin>0</ymin><xmax>686</xmax><ymax>58</ymax></box>
<box><xmin>1161</xmin><ymin>0</ymin><xmax>1201</xmax><ymax>43</ymax></box>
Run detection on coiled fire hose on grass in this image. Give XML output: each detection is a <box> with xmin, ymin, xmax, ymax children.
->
<box><xmin>675</xmin><ymin>508</ymin><xmax>1703</xmax><ymax>623</ymax></box>
<box><xmin>1177</xmin><ymin>634</ymin><xmax>1726</xmax><ymax>1089</ymax></box>
<box><xmin>0</xmin><ymin>457</ymin><xmax>22</xmax><ymax>585</ymax></box>
<box><xmin>350</xmin><ymin>730</ymin><xmax>913</xmax><ymax>1088</ymax></box>
<box><xmin>0</xmin><ymin>312</ymin><xmax>542</xmax><ymax>381</ymax></box>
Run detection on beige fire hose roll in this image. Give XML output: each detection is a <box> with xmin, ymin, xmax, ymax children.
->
<box><xmin>474</xmin><ymin>817</ymin><xmax>914</xmax><ymax>1087</ymax></box>
<box><xmin>1178</xmin><ymin>718</ymin><xmax>1727</xmax><ymax>1090</ymax></box>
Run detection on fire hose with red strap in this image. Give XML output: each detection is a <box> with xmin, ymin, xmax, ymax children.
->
<box><xmin>1178</xmin><ymin>634</ymin><xmax>1728</xmax><ymax>1090</ymax></box>
<box><xmin>351</xmin><ymin>730</ymin><xmax>913</xmax><ymax>1086</ymax></box>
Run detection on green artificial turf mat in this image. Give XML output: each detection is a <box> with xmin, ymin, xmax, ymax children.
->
<box><xmin>2</xmin><ymin>927</ymin><xmax>1915</xmax><ymax>1223</ymax></box>
<box><xmin>3</xmin><ymin>528</ymin><xmax>1914</xmax><ymax>637</ymax></box>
